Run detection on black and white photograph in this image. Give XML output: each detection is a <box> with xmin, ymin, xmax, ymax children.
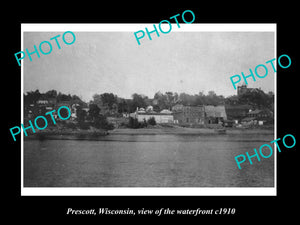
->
<box><xmin>5</xmin><ymin>3</ymin><xmax>299</xmax><ymax>222</ymax></box>
<box><xmin>21</xmin><ymin>24</ymin><xmax>275</xmax><ymax>195</ymax></box>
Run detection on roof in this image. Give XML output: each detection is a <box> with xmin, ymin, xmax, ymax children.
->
<box><xmin>36</xmin><ymin>98</ymin><xmax>48</xmax><ymax>102</ymax></box>
<box><xmin>56</xmin><ymin>101</ymin><xmax>72</xmax><ymax>107</ymax></box>
<box><xmin>225</xmin><ymin>104</ymin><xmax>252</xmax><ymax>110</ymax></box>
<box><xmin>242</xmin><ymin>117</ymin><xmax>256</xmax><ymax>121</ymax></box>
<box><xmin>137</xmin><ymin>112</ymin><xmax>173</xmax><ymax>116</ymax></box>
<box><xmin>204</xmin><ymin>105</ymin><xmax>227</xmax><ymax>119</ymax></box>
<box><xmin>248</xmin><ymin>109</ymin><xmax>262</xmax><ymax>114</ymax></box>
<box><xmin>160</xmin><ymin>109</ymin><xmax>172</xmax><ymax>114</ymax></box>
<box><xmin>172</xmin><ymin>104</ymin><xmax>204</xmax><ymax>112</ymax></box>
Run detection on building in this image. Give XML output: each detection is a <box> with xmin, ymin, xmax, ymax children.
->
<box><xmin>172</xmin><ymin>104</ymin><xmax>184</xmax><ymax>112</ymax></box>
<box><xmin>24</xmin><ymin>93</ymin><xmax>88</xmax><ymax>122</ymax></box>
<box><xmin>130</xmin><ymin>104</ymin><xmax>228</xmax><ymax>125</ymax></box>
<box><xmin>240</xmin><ymin>109</ymin><xmax>273</xmax><ymax>126</ymax></box>
<box><xmin>241</xmin><ymin>117</ymin><xmax>257</xmax><ymax>125</ymax></box>
<box><xmin>130</xmin><ymin>107</ymin><xmax>174</xmax><ymax>124</ymax></box>
<box><xmin>36</xmin><ymin>99</ymin><xmax>48</xmax><ymax>105</ymax></box>
<box><xmin>237</xmin><ymin>84</ymin><xmax>263</xmax><ymax>96</ymax></box>
<box><xmin>55</xmin><ymin>101</ymin><xmax>76</xmax><ymax>120</ymax></box>
<box><xmin>172</xmin><ymin>104</ymin><xmax>205</xmax><ymax>124</ymax></box>
<box><xmin>204</xmin><ymin>105</ymin><xmax>227</xmax><ymax>124</ymax></box>
<box><xmin>172</xmin><ymin>104</ymin><xmax>227</xmax><ymax>125</ymax></box>
<box><xmin>47</xmin><ymin>97</ymin><xmax>57</xmax><ymax>106</ymax></box>
<box><xmin>225</xmin><ymin>104</ymin><xmax>252</xmax><ymax>121</ymax></box>
<box><xmin>248</xmin><ymin>109</ymin><xmax>273</xmax><ymax>119</ymax></box>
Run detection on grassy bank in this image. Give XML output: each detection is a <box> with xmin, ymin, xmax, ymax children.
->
<box><xmin>25</xmin><ymin>124</ymin><xmax>109</xmax><ymax>141</ymax></box>
<box><xmin>110</xmin><ymin>126</ymin><xmax>274</xmax><ymax>135</ymax></box>
<box><xmin>25</xmin><ymin>123</ymin><xmax>274</xmax><ymax>140</ymax></box>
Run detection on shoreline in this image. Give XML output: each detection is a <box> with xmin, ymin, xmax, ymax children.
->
<box><xmin>110</xmin><ymin>127</ymin><xmax>274</xmax><ymax>135</ymax></box>
<box><xmin>25</xmin><ymin>126</ymin><xmax>274</xmax><ymax>140</ymax></box>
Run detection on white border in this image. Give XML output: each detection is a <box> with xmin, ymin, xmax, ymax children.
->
<box><xmin>21</xmin><ymin>23</ymin><xmax>277</xmax><ymax>196</ymax></box>
<box><xmin>21</xmin><ymin>187</ymin><xmax>275</xmax><ymax>196</ymax></box>
<box><xmin>21</xmin><ymin>23</ymin><xmax>276</xmax><ymax>32</ymax></box>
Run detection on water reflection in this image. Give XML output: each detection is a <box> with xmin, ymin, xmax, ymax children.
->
<box><xmin>24</xmin><ymin>133</ymin><xmax>274</xmax><ymax>187</ymax></box>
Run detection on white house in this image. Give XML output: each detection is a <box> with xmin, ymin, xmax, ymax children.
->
<box><xmin>130</xmin><ymin>107</ymin><xmax>174</xmax><ymax>124</ymax></box>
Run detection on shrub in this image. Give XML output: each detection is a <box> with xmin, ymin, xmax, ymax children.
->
<box><xmin>65</xmin><ymin>122</ymin><xmax>77</xmax><ymax>130</ymax></box>
<box><xmin>78</xmin><ymin>122</ymin><xmax>90</xmax><ymax>130</ymax></box>
<box><xmin>127</xmin><ymin>117</ymin><xmax>148</xmax><ymax>128</ymax></box>
<box><xmin>91</xmin><ymin>114</ymin><xmax>115</xmax><ymax>130</ymax></box>
<box><xmin>127</xmin><ymin>117</ymin><xmax>140</xmax><ymax>129</ymax></box>
<box><xmin>104</xmin><ymin>122</ymin><xmax>115</xmax><ymax>130</ymax></box>
<box><xmin>147</xmin><ymin>117</ymin><xmax>156</xmax><ymax>126</ymax></box>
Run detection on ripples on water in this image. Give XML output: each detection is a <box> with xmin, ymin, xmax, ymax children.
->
<box><xmin>24</xmin><ymin>133</ymin><xmax>274</xmax><ymax>187</ymax></box>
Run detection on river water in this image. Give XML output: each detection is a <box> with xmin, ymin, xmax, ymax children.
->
<box><xmin>24</xmin><ymin>132</ymin><xmax>274</xmax><ymax>187</ymax></box>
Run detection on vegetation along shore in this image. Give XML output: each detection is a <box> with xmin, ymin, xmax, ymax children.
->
<box><xmin>24</xmin><ymin>86</ymin><xmax>274</xmax><ymax>141</ymax></box>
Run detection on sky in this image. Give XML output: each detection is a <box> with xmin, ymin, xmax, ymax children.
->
<box><xmin>23</xmin><ymin>30</ymin><xmax>275</xmax><ymax>102</ymax></box>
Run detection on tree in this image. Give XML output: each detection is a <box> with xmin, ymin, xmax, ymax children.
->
<box><xmin>92</xmin><ymin>94</ymin><xmax>103</xmax><ymax>108</ymax></box>
<box><xmin>165</xmin><ymin>92</ymin><xmax>174</xmax><ymax>108</ymax></box>
<box><xmin>208</xmin><ymin>90</ymin><xmax>216</xmax><ymax>96</ymax></box>
<box><xmin>24</xmin><ymin>89</ymin><xmax>41</xmax><ymax>105</ymax></box>
<box><xmin>147</xmin><ymin>117</ymin><xmax>156</xmax><ymax>126</ymax></box>
<box><xmin>57</xmin><ymin>92</ymin><xmax>72</xmax><ymax>102</ymax></box>
<box><xmin>100</xmin><ymin>93</ymin><xmax>118</xmax><ymax>110</ymax></box>
<box><xmin>236</xmin><ymin>89</ymin><xmax>275</xmax><ymax>110</ymax></box>
<box><xmin>44</xmin><ymin>90</ymin><xmax>57</xmax><ymax>99</ymax></box>
<box><xmin>87</xmin><ymin>103</ymin><xmax>114</xmax><ymax>130</ymax></box>
<box><xmin>194</xmin><ymin>94</ymin><xmax>204</xmax><ymax>105</ymax></box>
<box><xmin>179</xmin><ymin>93</ymin><xmax>196</xmax><ymax>106</ymax></box>
<box><xmin>93</xmin><ymin>114</ymin><xmax>114</xmax><ymax>130</ymax></box>
<box><xmin>127</xmin><ymin>117</ymin><xmax>147</xmax><ymax>128</ymax></box>
<box><xmin>153</xmin><ymin>91</ymin><xmax>178</xmax><ymax>110</ymax></box>
<box><xmin>117</xmin><ymin>98</ymin><xmax>129</xmax><ymax>113</ymax></box>
<box><xmin>153</xmin><ymin>104</ymin><xmax>160</xmax><ymax>112</ymax></box>
<box><xmin>75</xmin><ymin>106</ymin><xmax>87</xmax><ymax>124</ymax></box>
<box><xmin>76</xmin><ymin>108</ymin><xmax>90</xmax><ymax>129</ymax></box>
<box><xmin>131</xmin><ymin>93</ymin><xmax>148</xmax><ymax>111</ymax></box>
<box><xmin>71</xmin><ymin>94</ymin><xmax>84</xmax><ymax>104</ymax></box>
<box><xmin>127</xmin><ymin>117</ymin><xmax>140</xmax><ymax>129</ymax></box>
<box><xmin>88</xmin><ymin>104</ymin><xmax>100</xmax><ymax>122</ymax></box>
<box><xmin>58</xmin><ymin>107</ymin><xmax>70</xmax><ymax>119</ymax></box>
<box><xmin>91</xmin><ymin>93</ymin><xmax>119</xmax><ymax>115</ymax></box>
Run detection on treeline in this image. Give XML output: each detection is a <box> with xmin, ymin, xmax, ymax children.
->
<box><xmin>89</xmin><ymin>90</ymin><xmax>274</xmax><ymax>114</ymax></box>
<box><xmin>90</xmin><ymin>91</ymin><xmax>232</xmax><ymax>114</ymax></box>
<box><xmin>24</xmin><ymin>88</ymin><xmax>274</xmax><ymax>123</ymax></box>
<box><xmin>24</xmin><ymin>89</ymin><xmax>85</xmax><ymax>106</ymax></box>
<box><xmin>24</xmin><ymin>90</ymin><xmax>114</xmax><ymax>130</ymax></box>
<box><xmin>225</xmin><ymin>90</ymin><xmax>274</xmax><ymax>110</ymax></box>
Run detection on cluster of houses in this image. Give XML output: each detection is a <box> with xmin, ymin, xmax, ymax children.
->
<box><xmin>129</xmin><ymin>104</ymin><xmax>273</xmax><ymax>127</ymax></box>
<box><xmin>24</xmin><ymin>98</ymin><xmax>88</xmax><ymax>122</ymax></box>
<box><xmin>24</xmin><ymin>86</ymin><xmax>273</xmax><ymax>128</ymax></box>
<box><xmin>126</xmin><ymin>85</ymin><xmax>273</xmax><ymax>127</ymax></box>
<box><xmin>24</xmin><ymin>98</ymin><xmax>273</xmax><ymax>128</ymax></box>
